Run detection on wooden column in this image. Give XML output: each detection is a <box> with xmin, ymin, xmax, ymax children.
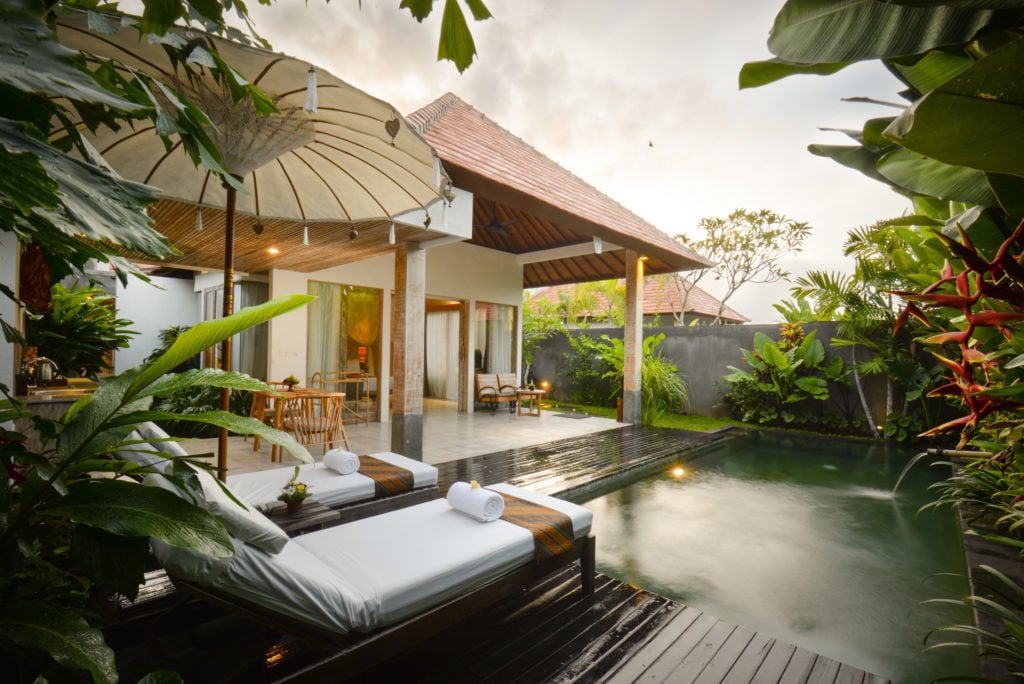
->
<box><xmin>391</xmin><ymin>243</ymin><xmax>426</xmax><ymax>460</ymax></box>
<box><xmin>622</xmin><ymin>249</ymin><xmax>644</xmax><ymax>425</ymax></box>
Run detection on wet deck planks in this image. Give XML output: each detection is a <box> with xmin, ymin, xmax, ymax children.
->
<box><xmin>112</xmin><ymin>426</ymin><xmax>892</xmax><ymax>683</ymax></box>
<box><xmin>434</xmin><ymin>424</ymin><xmax>727</xmax><ymax>497</ymax></box>
<box><xmin>354</xmin><ymin>565</ymin><xmax>891</xmax><ymax>683</ymax></box>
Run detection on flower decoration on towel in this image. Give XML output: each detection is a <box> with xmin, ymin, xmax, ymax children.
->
<box><xmin>278</xmin><ymin>465</ymin><xmax>312</xmax><ymax>503</ymax></box>
<box><xmin>470</xmin><ymin>480</ymin><xmax>480</xmax><ymax>489</ymax></box>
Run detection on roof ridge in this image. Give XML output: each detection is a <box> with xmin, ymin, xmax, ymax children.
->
<box><xmin>408</xmin><ymin>92</ymin><xmax>460</xmax><ymax>135</ymax></box>
<box><xmin>438</xmin><ymin>97</ymin><xmax>703</xmax><ymax>262</ymax></box>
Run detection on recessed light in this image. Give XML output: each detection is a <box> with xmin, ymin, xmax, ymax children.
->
<box><xmin>267</xmin><ymin>247</ymin><xmax>280</xmax><ymax>255</ymax></box>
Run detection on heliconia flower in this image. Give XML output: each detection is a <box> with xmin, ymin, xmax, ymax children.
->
<box><xmin>921</xmin><ymin>330</ymin><xmax>970</xmax><ymax>345</ymax></box>
<box><xmin>940</xmin><ymin>260</ymin><xmax>955</xmax><ymax>281</ymax></box>
<box><xmin>955</xmin><ymin>271</ymin><xmax>970</xmax><ymax>297</ymax></box>
<box><xmin>938</xmin><ymin>230</ymin><xmax>991</xmax><ymax>273</ymax></box>
<box><xmin>962</xmin><ymin>348</ymin><xmax>990</xmax><ymax>364</ymax></box>
<box><xmin>932</xmin><ymin>352</ymin><xmax>970</xmax><ymax>379</ymax></box>
<box><xmin>967</xmin><ymin>311</ymin><xmax>1024</xmax><ymax>326</ymax></box>
<box><xmin>927</xmin><ymin>382</ymin><xmax>965</xmax><ymax>398</ymax></box>
<box><xmin>918</xmin><ymin>292</ymin><xmax>980</xmax><ymax>308</ymax></box>
<box><xmin>920</xmin><ymin>414</ymin><xmax>975</xmax><ymax>436</ymax></box>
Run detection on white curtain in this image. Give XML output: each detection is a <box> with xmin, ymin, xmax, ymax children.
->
<box><xmin>233</xmin><ymin>281</ymin><xmax>268</xmax><ymax>378</ymax></box>
<box><xmin>307</xmin><ymin>282</ymin><xmax>341</xmax><ymax>382</ymax></box>
<box><xmin>425</xmin><ymin>311</ymin><xmax>459</xmax><ymax>400</ymax></box>
<box><xmin>489</xmin><ymin>304</ymin><xmax>513</xmax><ymax>373</ymax></box>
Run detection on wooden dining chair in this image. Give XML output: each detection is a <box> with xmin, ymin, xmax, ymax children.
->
<box><xmin>342</xmin><ymin>372</ymin><xmax>370</xmax><ymax>426</ymax></box>
<box><xmin>273</xmin><ymin>393</ymin><xmax>350</xmax><ymax>462</ymax></box>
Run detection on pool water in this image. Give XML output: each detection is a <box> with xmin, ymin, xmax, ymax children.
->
<box><xmin>581</xmin><ymin>432</ymin><xmax>977</xmax><ymax>681</ymax></box>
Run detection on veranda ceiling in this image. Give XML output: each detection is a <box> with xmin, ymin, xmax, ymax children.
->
<box><xmin>133</xmin><ymin>94</ymin><xmax>711</xmax><ymax>283</ymax></box>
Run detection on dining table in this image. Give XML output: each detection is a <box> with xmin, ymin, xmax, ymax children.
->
<box><xmin>249</xmin><ymin>387</ymin><xmax>347</xmax><ymax>461</ymax></box>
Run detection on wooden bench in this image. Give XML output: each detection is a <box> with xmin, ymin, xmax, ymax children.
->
<box><xmin>475</xmin><ymin>372</ymin><xmax>519</xmax><ymax>414</ymax></box>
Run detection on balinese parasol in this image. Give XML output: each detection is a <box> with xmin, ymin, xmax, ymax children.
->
<box><xmin>55</xmin><ymin>12</ymin><xmax>447</xmax><ymax>477</ymax></box>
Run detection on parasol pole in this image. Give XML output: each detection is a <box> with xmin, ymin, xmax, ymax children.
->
<box><xmin>217</xmin><ymin>178</ymin><xmax>238</xmax><ymax>482</ymax></box>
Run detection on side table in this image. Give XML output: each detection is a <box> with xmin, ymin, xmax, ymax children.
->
<box><xmin>516</xmin><ymin>389</ymin><xmax>545</xmax><ymax>417</ymax></box>
<box><xmin>265</xmin><ymin>499</ymin><xmax>341</xmax><ymax>535</ymax></box>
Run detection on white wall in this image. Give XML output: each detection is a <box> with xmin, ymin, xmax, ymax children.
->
<box><xmin>262</xmin><ymin>240</ymin><xmax>525</xmax><ymax>418</ymax></box>
<box><xmin>115</xmin><ymin>275</ymin><xmax>201</xmax><ymax>372</ymax></box>
<box><xmin>0</xmin><ymin>236</ymin><xmax>18</xmax><ymax>388</ymax></box>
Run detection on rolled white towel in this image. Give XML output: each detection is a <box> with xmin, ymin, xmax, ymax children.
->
<box><xmin>323</xmin><ymin>449</ymin><xmax>360</xmax><ymax>475</ymax></box>
<box><xmin>447</xmin><ymin>481</ymin><xmax>505</xmax><ymax>522</ymax></box>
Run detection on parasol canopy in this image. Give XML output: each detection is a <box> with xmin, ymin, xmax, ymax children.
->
<box><xmin>55</xmin><ymin>12</ymin><xmax>446</xmax><ymax>224</ymax></box>
<box><xmin>55</xmin><ymin>11</ymin><xmax>448</xmax><ymax>478</ymax></box>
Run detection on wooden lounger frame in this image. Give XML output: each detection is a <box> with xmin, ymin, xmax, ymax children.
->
<box><xmin>174</xmin><ymin>534</ymin><xmax>596</xmax><ymax>682</ymax></box>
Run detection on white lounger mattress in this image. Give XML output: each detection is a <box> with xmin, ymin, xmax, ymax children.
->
<box><xmin>183</xmin><ymin>483</ymin><xmax>592</xmax><ymax>636</ymax></box>
<box><xmin>226</xmin><ymin>451</ymin><xmax>438</xmax><ymax>509</ymax></box>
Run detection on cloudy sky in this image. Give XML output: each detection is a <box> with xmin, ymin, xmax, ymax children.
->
<box><xmin>241</xmin><ymin>0</ymin><xmax>911</xmax><ymax>322</ymax></box>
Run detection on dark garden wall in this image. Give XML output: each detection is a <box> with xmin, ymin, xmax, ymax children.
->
<box><xmin>528</xmin><ymin>322</ymin><xmax>888</xmax><ymax>421</ymax></box>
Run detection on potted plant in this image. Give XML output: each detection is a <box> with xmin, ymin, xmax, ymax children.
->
<box><xmin>283</xmin><ymin>373</ymin><xmax>301</xmax><ymax>390</ymax></box>
<box><xmin>278</xmin><ymin>465</ymin><xmax>312</xmax><ymax>513</ymax></box>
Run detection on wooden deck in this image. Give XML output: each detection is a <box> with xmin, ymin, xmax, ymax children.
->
<box><xmin>110</xmin><ymin>426</ymin><xmax>892</xmax><ymax>683</ymax></box>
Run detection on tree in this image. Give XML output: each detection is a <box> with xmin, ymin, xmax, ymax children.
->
<box><xmin>521</xmin><ymin>292</ymin><xmax>564</xmax><ymax>384</ymax></box>
<box><xmin>782</xmin><ymin>221</ymin><xmax>942</xmax><ymax>439</ymax></box>
<box><xmin>674</xmin><ymin>209</ymin><xmax>812</xmax><ymax>324</ymax></box>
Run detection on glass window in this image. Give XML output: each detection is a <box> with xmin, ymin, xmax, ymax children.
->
<box><xmin>307</xmin><ymin>282</ymin><xmax>382</xmax><ymax>381</ymax></box>
<box><xmin>474</xmin><ymin>302</ymin><xmax>515</xmax><ymax>374</ymax></box>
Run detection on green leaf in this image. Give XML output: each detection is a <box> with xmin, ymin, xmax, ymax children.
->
<box><xmin>795</xmin><ymin>375</ymin><xmax>829</xmax><ymax>397</ymax></box>
<box><xmin>808</xmin><ymin>143</ymin><xmax>902</xmax><ymax>190</ymax></box>
<box><xmin>766</xmin><ymin>0</ymin><xmax>1018</xmax><ymax>63</ymax></box>
<box><xmin>463</xmin><ymin>0</ymin><xmax>493</xmax><ymax>21</ymax></box>
<box><xmin>1</xmin><ymin>3</ymin><xmax>141</xmax><ymax>110</ymax></box>
<box><xmin>0</xmin><ymin>602</ymin><xmax>116</xmax><ymax>684</ymax></box>
<box><xmin>0</xmin><ymin>134</ymin><xmax>60</xmax><ymax>214</ymax></box>
<box><xmin>44</xmin><ymin>479</ymin><xmax>234</xmax><ymax>557</ymax></box>
<box><xmin>400</xmin><ymin>0</ymin><xmax>434</xmax><ymax>21</ymax></box>
<box><xmin>0</xmin><ymin>119</ymin><xmax>168</xmax><ymax>255</ymax></box>
<box><xmin>1006</xmin><ymin>353</ymin><xmax>1024</xmax><ymax>369</ymax></box>
<box><xmin>877</xmin><ymin>147</ymin><xmax>1000</xmax><ymax>205</ymax></box>
<box><xmin>437</xmin><ymin>0</ymin><xmax>478</xmax><ymax>73</ymax></box>
<box><xmin>884</xmin><ymin>37</ymin><xmax>1024</xmax><ymax>178</ymax></box>
<box><xmin>739</xmin><ymin>58</ymin><xmax>848</xmax><ymax>89</ymax></box>
<box><xmin>888</xmin><ymin>48</ymin><xmax>975</xmax><ymax>95</ymax></box>
<box><xmin>120</xmin><ymin>409</ymin><xmax>313</xmax><ymax>464</ymax></box>
<box><xmin>71</xmin><ymin>525</ymin><xmax>149</xmax><ymax>600</ymax></box>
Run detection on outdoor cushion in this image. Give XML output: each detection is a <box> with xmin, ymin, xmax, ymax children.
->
<box><xmin>158</xmin><ymin>483</ymin><xmax>593</xmax><ymax>635</ymax></box>
<box><xmin>115</xmin><ymin>430</ymin><xmax>171</xmax><ymax>474</ymax></box>
<box><xmin>144</xmin><ymin>471</ymin><xmax>289</xmax><ymax>555</ymax></box>
<box><xmin>226</xmin><ymin>451</ymin><xmax>438</xmax><ymax>509</ymax></box>
<box><xmin>135</xmin><ymin>421</ymin><xmax>190</xmax><ymax>458</ymax></box>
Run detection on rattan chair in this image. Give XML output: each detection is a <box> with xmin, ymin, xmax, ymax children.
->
<box><xmin>274</xmin><ymin>393</ymin><xmax>349</xmax><ymax>461</ymax></box>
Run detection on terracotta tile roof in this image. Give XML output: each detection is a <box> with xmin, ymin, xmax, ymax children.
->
<box><xmin>407</xmin><ymin>93</ymin><xmax>710</xmax><ymax>288</ymax></box>
<box><xmin>529</xmin><ymin>278</ymin><xmax>749</xmax><ymax>324</ymax></box>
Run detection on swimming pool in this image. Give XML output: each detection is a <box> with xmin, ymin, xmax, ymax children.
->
<box><xmin>580</xmin><ymin>431</ymin><xmax>977</xmax><ymax>681</ymax></box>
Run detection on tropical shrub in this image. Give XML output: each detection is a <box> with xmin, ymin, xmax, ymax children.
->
<box><xmin>593</xmin><ymin>333</ymin><xmax>689</xmax><ymax>427</ymax></box>
<box><xmin>25</xmin><ymin>282</ymin><xmax>138</xmax><ymax>379</ymax></box>
<box><xmin>0</xmin><ymin>295</ymin><xmax>313</xmax><ymax>683</ymax></box>
<box><xmin>721</xmin><ymin>324</ymin><xmax>850</xmax><ymax>431</ymax></box>
<box><xmin>559</xmin><ymin>333</ymin><xmax>615</xmax><ymax>407</ymax></box>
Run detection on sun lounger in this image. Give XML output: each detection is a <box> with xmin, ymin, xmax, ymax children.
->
<box><xmin>119</xmin><ymin>425</ymin><xmax>439</xmax><ymax>523</ymax></box>
<box><xmin>226</xmin><ymin>451</ymin><xmax>440</xmax><ymax>520</ymax></box>
<box><xmin>150</xmin><ymin>479</ymin><xmax>595</xmax><ymax>680</ymax></box>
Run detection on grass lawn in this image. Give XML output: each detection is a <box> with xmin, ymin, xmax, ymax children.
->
<box><xmin>544</xmin><ymin>400</ymin><xmax>748</xmax><ymax>432</ymax></box>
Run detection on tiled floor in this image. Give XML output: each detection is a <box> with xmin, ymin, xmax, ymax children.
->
<box><xmin>180</xmin><ymin>398</ymin><xmax>625</xmax><ymax>475</ymax></box>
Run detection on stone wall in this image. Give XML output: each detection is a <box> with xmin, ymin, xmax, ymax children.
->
<box><xmin>528</xmin><ymin>322</ymin><xmax>888</xmax><ymax>422</ymax></box>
